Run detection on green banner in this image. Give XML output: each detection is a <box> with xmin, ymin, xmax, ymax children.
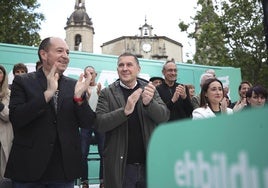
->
<box><xmin>0</xmin><ymin>43</ymin><xmax>241</xmax><ymax>101</ymax></box>
<box><xmin>147</xmin><ymin>107</ymin><xmax>268</xmax><ymax>188</ymax></box>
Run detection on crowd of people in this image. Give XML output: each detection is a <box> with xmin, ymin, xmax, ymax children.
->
<box><xmin>0</xmin><ymin>37</ymin><xmax>267</xmax><ymax>188</ymax></box>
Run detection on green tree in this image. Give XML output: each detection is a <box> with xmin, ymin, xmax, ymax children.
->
<box><xmin>0</xmin><ymin>0</ymin><xmax>44</xmax><ymax>46</ymax></box>
<box><xmin>220</xmin><ymin>0</ymin><xmax>268</xmax><ymax>87</ymax></box>
<box><xmin>179</xmin><ymin>0</ymin><xmax>268</xmax><ymax>88</ymax></box>
<box><xmin>194</xmin><ymin>0</ymin><xmax>231</xmax><ymax>66</ymax></box>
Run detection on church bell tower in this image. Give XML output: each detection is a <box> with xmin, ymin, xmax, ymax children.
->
<box><xmin>65</xmin><ymin>0</ymin><xmax>94</xmax><ymax>53</ymax></box>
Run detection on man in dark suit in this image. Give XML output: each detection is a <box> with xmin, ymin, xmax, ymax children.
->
<box><xmin>5</xmin><ymin>37</ymin><xmax>95</xmax><ymax>188</ymax></box>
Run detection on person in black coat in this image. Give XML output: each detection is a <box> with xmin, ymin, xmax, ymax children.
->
<box><xmin>5</xmin><ymin>37</ymin><xmax>95</xmax><ymax>188</ymax></box>
<box><xmin>157</xmin><ymin>59</ymin><xmax>193</xmax><ymax>121</ymax></box>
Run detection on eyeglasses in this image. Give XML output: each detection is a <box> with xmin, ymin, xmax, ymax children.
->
<box><xmin>166</xmin><ymin>69</ymin><xmax>177</xmax><ymax>73</ymax></box>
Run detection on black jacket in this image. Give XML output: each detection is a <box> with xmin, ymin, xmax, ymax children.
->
<box><xmin>5</xmin><ymin>69</ymin><xmax>95</xmax><ymax>181</ymax></box>
<box><xmin>157</xmin><ymin>82</ymin><xmax>193</xmax><ymax>121</ymax></box>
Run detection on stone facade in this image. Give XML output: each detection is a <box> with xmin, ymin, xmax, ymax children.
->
<box><xmin>101</xmin><ymin>36</ymin><xmax>183</xmax><ymax>62</ymax></box>
<box><xmin>101</xmin><ymin>19</ymin><xmax>183</xmax><ymax>62</ymax></box>
<box><xmin>65</xmin><ymin>0</ymin><xmax>94</xmax><ymax>53</ymax></box>
<box><xmin>65</xmin><ymin>1</ymin><xmax>183</xmax><ymax>62</ymax></box>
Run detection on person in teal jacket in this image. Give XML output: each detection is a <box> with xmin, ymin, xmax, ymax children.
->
<box><xmin>95</xmin><ymin>52</ymin><xmax>170</xmax><ymax>188</ymax></box>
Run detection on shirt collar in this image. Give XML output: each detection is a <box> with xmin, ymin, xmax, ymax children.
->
<box><xmin>119</xmin><ymin>80</ymin><xmax>138</xmax><ymax>89</ymax></box>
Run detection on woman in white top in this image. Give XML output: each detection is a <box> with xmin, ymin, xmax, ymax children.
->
<box><xmin>192</xmin><ymin>78</ymin><xmax>233</xmax><ymax>120</ymax></box>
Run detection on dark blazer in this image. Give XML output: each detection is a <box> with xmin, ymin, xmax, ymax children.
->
<box><xmin>5</xmin><ymin>69</ymin><xmax>95</xmax><ymax>181</ymax></box>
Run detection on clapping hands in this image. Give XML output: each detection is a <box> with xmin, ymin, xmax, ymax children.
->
<box><xmin>124</xmin><ymin>82</ymin><xmax>156</xmax><ymax>116</ymax></box>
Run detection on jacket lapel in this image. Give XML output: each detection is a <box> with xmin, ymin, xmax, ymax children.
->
<box><xmin>110</xmin><ymin>81</ymin><xmax>125</xmax><ymax>107</ymax></box>
<box><xmin>37</xmin><ymin>69</ymin><xmax>47</xmax><ymax>91</ymax></box>
<box><xmin>56</xmin><ymin>76</ymin><xmax>67</xmax><ymax>112</ymax></box>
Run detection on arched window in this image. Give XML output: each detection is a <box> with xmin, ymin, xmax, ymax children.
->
<box><xmin>74</xmin><ymin>34</ymin><xmax>82</xmax><ymax>51</ymax></box>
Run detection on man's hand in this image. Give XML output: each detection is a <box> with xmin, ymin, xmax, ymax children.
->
<box><xmin>233</xmin><ymin>97</ymin><xmax>247</xmax><ymax>112</ymax></box>
<box><xmin>74</xmin><ymin>72</ymin><xmax>92</xmax><ymax>98</ymax></box>
<box><xmin>124</xmin><ymin>88</ymin><xmax>142</xmax><ymax>116</ymax></box>
<box><xmin>44</xmin><ymin>64</ymin><xmax>59</xmax><ymax>102</ymax></box>
<box><xmin>141</xmin><ymin>82</ymin><xmax>155</xmax><ymax>106</ymax></box>
<box><xmin>171</xmin><ymin>84</ymin><xmax>187</xmax><ymax>102</ymax></box>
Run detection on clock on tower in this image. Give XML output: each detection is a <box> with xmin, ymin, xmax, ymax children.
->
<box><xmin>142</xmin><ymin>43</ymin><xmax>152</xmax><ymax>52</ymax></box>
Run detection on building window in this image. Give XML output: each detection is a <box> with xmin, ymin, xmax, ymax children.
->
<box><xmin>74</xmin><ymin>34</ymin><xmax>82</xmax><ymax>51</ymax></box>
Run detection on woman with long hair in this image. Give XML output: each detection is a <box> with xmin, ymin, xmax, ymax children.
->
<box><xmin>0</xmin><ymin>65</ymin><xmax>13</xmax><ymax>180</ymax></box>
<box><xmin>192</xmin><ymin>78</ymin><xmax>233</xmax><ymax>120</ymax></box>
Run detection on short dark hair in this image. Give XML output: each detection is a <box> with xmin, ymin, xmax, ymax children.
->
<box><xmin>13</xmin><ymin>63</ymin><xmax>28</xmax><ymax>75</ymax></box>
<box><xmin>238</xmin><ymin>81</ymin><xmax>252</xmax><ymax>91</ymax></box>
<box><xmin>117</xmin><ymin>52</ymin><xmax>139</xmax><ymax>65</ymax></box>
<box><xmin>38</xmin><ymin>37</ymin><xmax>51</xmax><ymax>64</ymax></box>
<box><xmin>246</xmin><ymin>85</ymin><xmax>268</xmax><ymax>99</ymax></box>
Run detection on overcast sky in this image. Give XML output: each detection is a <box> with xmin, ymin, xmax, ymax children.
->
<box><xmin>37</xmin><ymin>0</ymin><xmax>198</xmax><ymax>62</ymax></box>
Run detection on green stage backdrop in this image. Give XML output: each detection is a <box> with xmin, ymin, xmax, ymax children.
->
<box><xmin>147</xmin><ymin>107</ymin><xmax>268</xmax><ymax>188</ymax></box>
<box><xmin>1</xmin><ymin>43</ymin><xmax>242</xmax><ymax>101</ymax></box>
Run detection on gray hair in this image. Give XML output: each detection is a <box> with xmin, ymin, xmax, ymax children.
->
<box><xmin>200</xmin><ymin>73</ymin><xmax>214</xmax><ymax>87</ymax></box>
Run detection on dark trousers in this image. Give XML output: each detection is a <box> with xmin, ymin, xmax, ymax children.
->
<box><xmin>12</xmin><ymin>181</ymin><xmax>74</xmax><ymax>188</ymax></box>
<box><xmin>123</xmin><ymin>164</ymin><xmax>146</xmax><ymax>188</ymax></box>
<box><xmin>80</xmin><ymin>128</ymin><xmax>105</xmax><ymax>182</ymax></box>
